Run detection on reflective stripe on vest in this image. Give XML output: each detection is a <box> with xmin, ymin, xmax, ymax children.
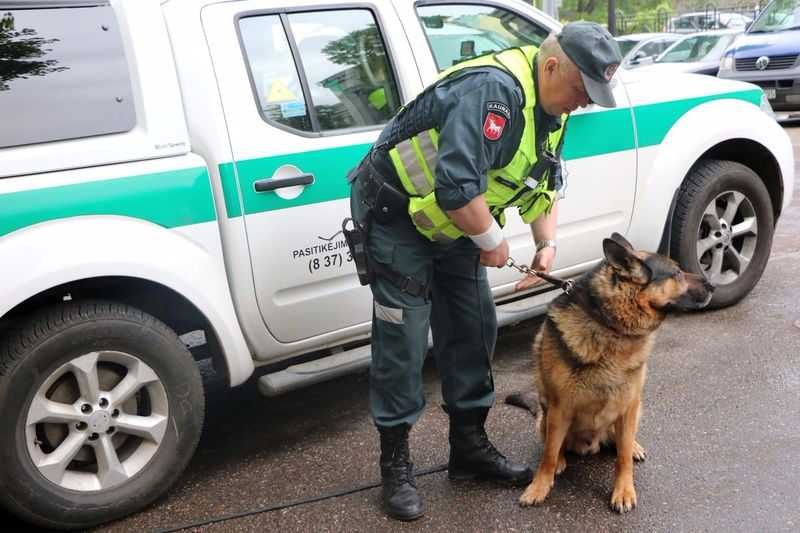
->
<box><xmin>388</xmin><ymin>46</ymin><xmax>566</xmax><ymax>242</ymax></box>
<box><xmin>389</xmin><ymin>130</ymin><xmax>439</xmax><ymax>197</ymax></box>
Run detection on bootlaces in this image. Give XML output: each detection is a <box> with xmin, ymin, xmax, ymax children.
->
<box><xmin>477</xmin><ymin>431</ymin><xmax>507</xmax><ymax>464</ymax></box>
<box><xmin>386</xmin><ymin>447</ymin><xmax>417</xmax><ymax>488</ymax></box>
<box><xmin>386</xmin><ymin>461</ymin><xmax>417</xmax><ymax>489</ymax></box>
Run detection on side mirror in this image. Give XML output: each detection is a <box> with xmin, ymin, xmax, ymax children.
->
<box><xmin>629</xmin><ymin>50</ymin><xmax>647</xmax><ymax>64</ymax></box>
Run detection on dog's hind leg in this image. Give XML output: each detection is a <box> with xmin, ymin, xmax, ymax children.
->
<box><xmin>631</xmin><ymin>440</ymin><xmax>646</xmax><ymax>462</ymax></box>
<box><xmin>556</xmin><ymin>442</ymin><xmax>568</xmax><ymax>475</ymax></box>
<box><xmin>519</xmin><ymin>405</ymin><xmax>571</xmax><ymax>506</ymax></box>
<box><xmin>630</xmin><ymin>404</ymin><xmax>646</xmax><ymax>461</ymax></box>
<box><xmin>607</xmin><ymin>411</ymin><xmax>646</xmax><ymax>461</ymax></box>
<box><xmin>534</xmin><ymin>403</ymin><xmax>546</xmax><ymax>441</ymax></box>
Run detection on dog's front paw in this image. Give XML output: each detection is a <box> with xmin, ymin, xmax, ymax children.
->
<box><xmin>632</xmin><ymin>440</ymin><xmax>646</xmax><ymax>462</ymax></box>
<box><xmin>519</xmin><ymin>475</ymin><xmax>553</xmax><ymax>507</ymax></box>
<box><xmin>610</xmin><ymin>482</ymin><xmax>637</xmax><ymax>513</ymax></box>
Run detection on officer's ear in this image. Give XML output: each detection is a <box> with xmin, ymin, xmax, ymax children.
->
<box><xmin>542</xmin><ymin>56</ymin><xmax>559</xmax><ymax>76</ymax></box>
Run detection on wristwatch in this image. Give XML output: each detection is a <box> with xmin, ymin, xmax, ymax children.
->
<box><xmin>535</xmin><ymin>239</ymin><xmax>557</xmax><ymax>252</ymax></box>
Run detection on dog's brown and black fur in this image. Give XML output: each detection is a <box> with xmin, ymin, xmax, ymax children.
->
<box><xmin>518</xmin><ymin>233</ymin><xmax>713</xmax><ymax>512</ymax></box>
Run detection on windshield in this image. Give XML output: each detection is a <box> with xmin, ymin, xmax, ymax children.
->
<box><xmin>657</xmin><ymin>34</ymin><xmax>733</xmax><ymax>63</ymax></box>
<box><xmin>426</xmin><ymin>25</ymin><xmax>511</xmax><ymax>68</ymax></box>
<box><xmin>749</xmin><ymin>0</ymin><xmax>800</xmax><ymax>33</ymax></box>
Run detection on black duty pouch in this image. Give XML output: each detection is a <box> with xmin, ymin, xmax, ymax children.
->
<box><xmin>342</xmin><ymin>217</ymin><xmax>373</xmax><ymax>286</ymax></box>
<box><xmin>371</xmin><ymin>180</ymin><xmax>408</xmax><ymax>224</ymax></box>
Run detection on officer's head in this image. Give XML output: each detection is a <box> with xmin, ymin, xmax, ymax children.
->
<box><xmin>538</xmin><ymin>21</ymin><xmax>622</xmax><ymax>115</ymax></box>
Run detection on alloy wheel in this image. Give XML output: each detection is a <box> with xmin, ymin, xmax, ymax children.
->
<box><xmin>695</xmin><ymin>190</ymin><xmax>758</xmax><ymax>285</ymax></box>
<box><xmin>25</xmin><ymin>351</ymin><xmax>168</xmax><ymax>492</ymax></box>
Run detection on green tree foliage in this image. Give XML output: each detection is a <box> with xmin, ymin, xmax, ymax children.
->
<box><xmin>0</xmin><ymin>12</ymin><xmax>67</xmax><ymax>91</ymax></box>
<box><xmin>321</xmin><ymin>25</ymin><xmax>386</xmax><ymax>67</ymax></box>
<box><xmin>556</xmin><ymin>0</ymin><xmax>676</xmax><ymax>33</ymax></box>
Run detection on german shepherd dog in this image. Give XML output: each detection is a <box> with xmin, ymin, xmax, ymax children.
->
<box><xmin>517</xmin><ymin>233</ymin><xmax>713</xmax><ymax>512</ymax></box>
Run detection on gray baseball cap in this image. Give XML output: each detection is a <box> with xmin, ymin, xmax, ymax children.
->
<box><xmin>557</xmin><ymin>21</ymin><xmax>623</xmax><ymax>108</ymax></box>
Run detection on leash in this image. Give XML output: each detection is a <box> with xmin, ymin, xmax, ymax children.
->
<box><xmin>506</xmin><ymin>257</ymin><xmax>574</xmax><ymax>294</ymax></box>
<box><xmin>156</xmin><ymin>463</ymin><xmax>448</xmax><ymax>532</ymax></box>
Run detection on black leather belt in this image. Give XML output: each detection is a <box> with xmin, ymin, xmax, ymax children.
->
<box><xmin>348</xmin><ymin>149</ymin><xmax>429</xmax><ymax>298</ymax></box>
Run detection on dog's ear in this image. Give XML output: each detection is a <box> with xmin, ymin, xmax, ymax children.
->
<box><xmin>603</xmin><ymin>238</ymin><xmax>652</xmax><ymax>284</ymax></box>
<box><xmin>609</xmin><ymin>232</ymin><xmax>634</xmax><ymax>251</ymax></box>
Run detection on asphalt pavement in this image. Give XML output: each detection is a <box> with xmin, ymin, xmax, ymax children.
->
<box><xmin>7</xmin><ymin>125</ymin><xmax>800</xmax><ymax>533</ymax></box>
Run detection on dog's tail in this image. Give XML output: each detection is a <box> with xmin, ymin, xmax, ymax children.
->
<box><xmin>504</xmin><ymin>390</ymin><xmax>539</xmax><ymax>415</ymax></box>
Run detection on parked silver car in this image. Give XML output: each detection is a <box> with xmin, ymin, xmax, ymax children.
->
<box><xmin>616</xmin><ymin>32</ymin><xmax>682</xmax><ymax>69</ymax></box>
<box><xmin>671</xmin><ymin>11</ymin><xmax>753</xmax><ymax>33</ymax></box>
<box><xmin>635</xmin><ymin>29</ymin><xmax>741</xmax><ymax>76</ymax></box>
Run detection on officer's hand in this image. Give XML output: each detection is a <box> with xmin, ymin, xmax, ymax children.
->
<box><xmin>479</xmin><ymin>239</ymin><xmax>509</xmax><ymax>268</ymax></box>
<box><xmin>515</xmin><ymin>247</ymin><xmax>556</xmax><ymax>291</ymax></box>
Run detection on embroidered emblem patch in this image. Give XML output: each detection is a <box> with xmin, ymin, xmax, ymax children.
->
<box><xmin>604</xmin><ymin>63</ymin><xmax>619</xmax><ymax>81</ymax></box>
<box><xmin>483</xmin><ymin>112</ymin><xmax>506</xmax><ymax>141</ymax></box>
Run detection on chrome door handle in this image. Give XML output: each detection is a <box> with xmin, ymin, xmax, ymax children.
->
<box><xmin>253</xmin><ymin>173</ymin><xmax>314</xmax><ymax>192</ymax></box>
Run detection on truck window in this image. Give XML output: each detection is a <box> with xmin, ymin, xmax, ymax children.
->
<box><xmin>415</xmin><ymin>4</ymin><xmax>549</xmax><ymax>71</ymax></box>
<box><xmin>0</xmin><ymin>2</ymin><xmax>135</xmax><ymax>149</ymax></box>
<box><xmin>239</xmin><ymin>9</ymin><xmax>401</xmax><ymax>134</ymax></box>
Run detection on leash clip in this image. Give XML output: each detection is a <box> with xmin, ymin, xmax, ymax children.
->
<box><xmin>506</xmin><ymin>257</ymin><xmax>573</xmax><ymax>294</ymax></box>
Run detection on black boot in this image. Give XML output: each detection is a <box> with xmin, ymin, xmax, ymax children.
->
<box><xmin>447</xmin><ymin>407</ymin><xmax>533</xmax><ymax>486</ymax></box>
<box><xmin>378</xmin><ymin>424</ymin><xmax>424</xmax><ymax>521</ymax></box>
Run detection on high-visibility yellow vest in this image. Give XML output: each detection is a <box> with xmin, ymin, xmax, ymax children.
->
<box><xmin>388</xmin><ymin>46</ymin><xmax>566</xmax><ymax>242</ymax></box>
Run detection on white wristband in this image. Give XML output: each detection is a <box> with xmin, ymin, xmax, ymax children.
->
<box><xmin>468</xmin><ymin>220</ymin><xmax>504</xmax><ymax>251</ymax></box>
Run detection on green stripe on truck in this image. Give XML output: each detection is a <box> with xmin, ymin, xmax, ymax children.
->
<box><xmin>0</xmin><ymin>166</ymin><xmax>215</xmax><ymax>236</ymax></box>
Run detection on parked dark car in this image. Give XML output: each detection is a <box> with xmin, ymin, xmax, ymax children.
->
<box><xmin>718</xmin><ymin>0</ymin><xmax>800</xmax><ymax>111</ymax></box>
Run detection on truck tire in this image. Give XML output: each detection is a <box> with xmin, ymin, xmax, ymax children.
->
<box><xmin>0</xmin><ymin>301</ymin><xmax>205</xmax><ymax>529</ymax></box>
<box><xmin>670</xmin><ymin>159</ymin><xmax>774</xmax><ymax>309</ymax></box>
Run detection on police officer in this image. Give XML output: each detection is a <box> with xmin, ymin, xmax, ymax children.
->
<box><xmin>346</xmin><ymin>22</ymin><xmax>622</xmax><ymax>521</ymax></box>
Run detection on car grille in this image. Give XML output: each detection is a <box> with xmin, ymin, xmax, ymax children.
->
<box><xmin>736</xmin><ymin>54</ymin><xmax>798</xmax><ymax>71</ymax></box>
<box><xmin>751</xmin><ymin>79</ymin><xmax>796</xmax><ymax>89</ymax></box>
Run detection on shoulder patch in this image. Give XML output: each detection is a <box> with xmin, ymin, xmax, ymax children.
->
<box><xmin>483</xmin><ymin>112</ymin><xmax>506</xmax><ymax>141</ymax></box>
<box><xmin>486</xmin><ymin>101</ymin><xmax>510</xmax><ymax>119</ymax></box>
<box><xmin>484</xmin><ymin>101</ymin><xmax>510</xmax><ymax>142</ymax></box>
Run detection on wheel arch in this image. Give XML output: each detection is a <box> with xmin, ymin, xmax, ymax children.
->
<box><xmin>629</xmin><ymin>96</ymin><xmax>793</xmax><ymax>255</ymax></box>
<box><xmin>657</xmin><ymin>137</ymin><xmax>783</xmax><ymax>256</ymax></box>
<box><xmin>1</xmin><ymin>276</ymin><xmax>230</xmax><ymax>388</ymax></box>
<box><xmin>0</xmin><ymin>216</ymin><xmax>254</xmax><ymax>386</ymax></box>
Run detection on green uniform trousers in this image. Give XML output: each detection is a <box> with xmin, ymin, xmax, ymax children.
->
<box><xmin>353</xmin><ymin>181</ymin><xmax>497</xmax><ymax>427</ymax></box>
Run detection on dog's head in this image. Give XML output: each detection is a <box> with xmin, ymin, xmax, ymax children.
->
<box><xmin>602</xmin><ymin>233</ymin><xmax>714</xmax><ymax>312</ymax></box>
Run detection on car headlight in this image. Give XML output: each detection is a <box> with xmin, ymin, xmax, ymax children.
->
<box><xmin>719</xmin><ymin>55</ymin><xmax>734</xmax><ymax>72</ymax></box>
<box><xmin>760</xmin><ymin>92</ymin><xmax>776</xmax><ymax>119</ymax></box>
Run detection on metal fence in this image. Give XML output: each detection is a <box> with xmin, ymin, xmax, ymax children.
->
<box><xmin>615</xmin><ymin>5</ymin><xmax>763</xmax><ymax>35</ymax></box>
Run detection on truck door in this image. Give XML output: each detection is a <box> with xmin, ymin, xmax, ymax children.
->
<box><xmin>203</xmin><ymin>0</ymin><xmax>422</xmax><ymax>342</ymax></box>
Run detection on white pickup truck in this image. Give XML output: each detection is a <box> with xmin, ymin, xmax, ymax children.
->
<box><xmin>0</xmin><ymin>0</ymin><xmax>793</xmax><ymax>528</ymax></box>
